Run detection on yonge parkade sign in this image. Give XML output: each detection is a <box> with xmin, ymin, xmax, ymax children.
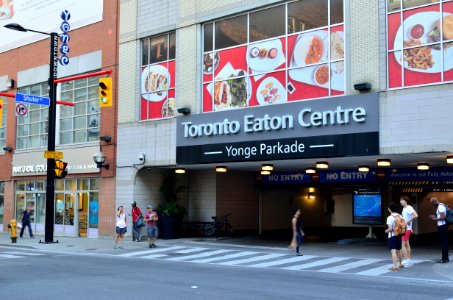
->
<box><xmin>176</xmin><ymin>93</ymin><xmax>379</xmax><ymax>164</ymax></box>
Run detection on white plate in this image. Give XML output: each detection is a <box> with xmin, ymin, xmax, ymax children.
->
<box><xmin>288</xmin><ymin>62</ymin><xmax>345</xmax><ymax>92</ymax></box>
<box><xmin>247</xmin><ymin>39</ymin><xmax>286</xmax><ymax>73</ymax></box>
<box><xmin>141</xmin><ymin>65</ymin><xmax>171</xmax><ymax>102</ymax></box>
<box><xmin>393</xmin><ymin>11</ymin><xmax>453</xmax><ymax>73</ymax></box>
<box><xmin>208</xmin><ymin>64</ymin><xmax>252</xmax><ymax>111</ymax></box>
<box><xmin>291</xmin><ymin>30</ymin><xmax>328</xmax><ymax>68</ymax></box>
<box><xmin>256</xmin><ymin>77</ymin><xmax>287</xmax><ymax>106</ymax></box>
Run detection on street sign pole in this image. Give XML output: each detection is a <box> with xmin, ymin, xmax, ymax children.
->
<box><xmin>44</xmin><ymin>32</ymin><xmax>59</xmax><ymax>243</ymax></box>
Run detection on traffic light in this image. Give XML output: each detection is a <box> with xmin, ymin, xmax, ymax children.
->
<box><xmin>99</xmin><ymin>77</ymin><xmax>112</xmax><ymax>107</ymax></box>
<box><xmin>54</xmin><ymin>159</ymin><xmax>68</xmax><ymax>179</ymax></box>
<box><xmin>0</xmin><ymin>100</ymin><xmax>2</xmax><ymax>129</ymax></box>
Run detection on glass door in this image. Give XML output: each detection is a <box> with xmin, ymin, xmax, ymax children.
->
<box><xmin>55</xmin><ymin>193</ymin><xmax>65</xmax><ymax>234</ymax></box>
<box><xmin>34</xmin><ymin>193</ymin><xmax>46</xmax><ymax>233</ymax></box>
<box><xmin>64</xmin><ymin>193</ymin><xmax>76</xmax><ymax>235</ymax></box>
<box><xmin>78</xmin><ymin>193</ymin><xmax>88</xmax><ymax>237</ymax></box>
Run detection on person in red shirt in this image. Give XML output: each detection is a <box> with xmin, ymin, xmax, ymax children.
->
<box><xmin>131</xmin><ymin>201</ymin><xmax>142</xmax><ymax>242</ymax></box>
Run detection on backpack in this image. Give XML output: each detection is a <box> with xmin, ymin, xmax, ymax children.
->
<box><xmin>440</xmin><ymin>204</ymin><xmax>453</xmax><ymax>225</ymax></box>
<box><xmin>392</xmin><ymin>213</ymin><xmax>407</xmax><ymax>236</ymax></box>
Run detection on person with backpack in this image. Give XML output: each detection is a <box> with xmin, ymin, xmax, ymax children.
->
<box><xmin>385</xmin><ymin>202</ymin><xmax>404</xmax><ymax>271</ymax></box>
<box><xmin>400</xmin><ymin>196</ymin><xmax>418</xmax><ymax>267</ymax></box>
<box><xmin>429</xmin><ymin>197</ymin><xmax>450</xmax><ymax>263</ymax></box>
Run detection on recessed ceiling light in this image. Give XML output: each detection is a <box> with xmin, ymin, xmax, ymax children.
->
<box><xmin>417</xmin><ymin>163</ymin><xmax>429</xmax><ymax>170</ymax></box>
<box><xmin>260</xmin><ymin>170</ymin><xmax>271</xmax><ymax>175</ymax></box>
<box><xmin>175</xmin><ymin>168</ymin><xmax>186</xmax><ymax>174</ymax></box>
<box><xmin>358</xmin><ymin>165</ymin><xmax>370</xmax><ymax>172</ymax></box>
<box><xmin>261</xmin><ymin>164</ymin><xmax>274</xmax><ymax>171</ymax></box>
<box><xmin>316</xmin><ymin>161</ymin><xmax>329</xmax><ymax>169</ymax></box>
<box><xmin>305</xmin><ymin>168</ymin><xmax>316</xmax><ymax>174</ymax></box>
<box><xmin>377</xmin><ymin>159</ymin><xmax>391</xmax><ymax>167</ymax></box>
<box><xmin>216</xmin><ymin>166</ymin><xmax>227</xmax><ymax>173</ymax></box>
<box><xmin>447</xmin><ymin>156</ymin><xmax>453</xmax><ymax>164</ymax></box>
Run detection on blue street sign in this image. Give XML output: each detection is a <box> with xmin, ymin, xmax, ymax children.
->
<box><xmin>15</xmin><ymin>93</ymin><xmax>50</xmax><ymax>106</ymax></box>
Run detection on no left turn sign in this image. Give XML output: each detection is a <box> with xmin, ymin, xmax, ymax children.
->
<box><xmin>16</xmin><ymin>103</ymin><xmax>28</xmax><ymax>117</ymax></box>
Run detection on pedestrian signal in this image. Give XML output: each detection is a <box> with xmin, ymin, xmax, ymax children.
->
<box><xmin>99</xmin><ymin>77</ymin><xmax>112</xmax><ymax>107</ymax></box>
<box><xmin>54</xmin><ymin>160</ymin><xmax>68</xmax><ymax>179</ymax></box>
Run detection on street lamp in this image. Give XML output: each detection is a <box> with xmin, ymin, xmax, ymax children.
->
<box><xmin>4</xmin><ymin>23</ymin><xmax>59</xmax><ymax>244</ymax></box>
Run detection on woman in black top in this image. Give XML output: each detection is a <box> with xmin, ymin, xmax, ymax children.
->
<box><xmin>292</xmin><ymin>209</ymin><xmax>305</xmax><ymax>256</ymax></box>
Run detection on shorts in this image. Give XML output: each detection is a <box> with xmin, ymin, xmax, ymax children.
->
<box><xmin>147</xmin><ymin>226</ymin><xmax>158</xmax><ymax>238</ymax></box>
<box><xmin>402</xmin><ymin>230</ymin><xmax>412</xmax><ymax>242</ymax></box>
<box><xmin>388</xmin><ymin>236</ymin><xmax>402</xmax><ymax>250</ymax></box>
<box><xmin>116</xmin><ymin>226</ymin><xmax>127</xmax><ymax>235</ymax></box>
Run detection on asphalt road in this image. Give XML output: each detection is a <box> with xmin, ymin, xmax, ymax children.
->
<box><xmin>1</xmin><ymin>247</ymin><xmax>453</xmax><ymax>300</ymax></box>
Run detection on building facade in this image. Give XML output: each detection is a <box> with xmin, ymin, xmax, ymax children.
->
<box><xmin>0</xmin><ymin>0</ymin><xmax>119</xmax><ymax>238</ymax></box>
<box><xmin>117</xmin><ymin>0</ymin><xmax>453</xmax><ymax>240</ymax></box>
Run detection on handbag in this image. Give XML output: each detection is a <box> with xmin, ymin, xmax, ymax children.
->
<box><xmin>136</xmin><ymin>216</ymin><xmax>145</xmax><ymax>227</ymax></box>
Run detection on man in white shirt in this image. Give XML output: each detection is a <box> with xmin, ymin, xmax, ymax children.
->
<box><xmin>429</xmin><ymin>197</ymin><xmax>449</xmax><ymax>263</ymax></box>
<box><xmin>400</xmin><ymin>196</ymin><xmax>418</xmax><ymax>267</ymax></box>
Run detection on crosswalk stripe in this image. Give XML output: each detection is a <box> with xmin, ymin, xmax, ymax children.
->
<box><xmin>118</xmin><ymin>246</ymin><xmax>184</xmax><ymax>257</ymax></box>
<box><xmin>319</xmin><ymin>258</ymin><xmax>383</xmax><ymax>273</ymax></box>
<box><xmin>191</xmin><ymin>251</ymin><xmax>258</xmax><ymax>263</ymax></box>
<box><xmin>142</xmin><ymin>254</ymin><xmax>168</xmax><ymax>259</ymax></box>
<box><xmin>218</xmin><ymin>253</ymin><xmax>286</xmax><ymax>266</ymax></box>
<box><xmin>175</xmin><ymin>248</ymin><xmax>208</xmax><ymax>254</ymax></box>
<box><xmin>0</xmin><ymin>254</ymin><xmax>20</xmax><ymax>259</ymax></box>
<box><xmin>168</xmin><ymin>249</ymin><xmax>231</xmax><ymax>261</ymax></box>
<box><xmin>3</xmin><ymin>251</ymin><xmax>43</xmax><ymax>256</ymax></box>
<box><xmin>356</xmin><ymin>264</ymin><xmax>392</xmax><ymax>276</ymax></box>
<box><xmin>283</xmin><ymin>257</ymin><xmax>350</xmax><ymax>270</ymax></box>
<box><xmin>250</xmin><ymin>255</ymin><xmax>317</xmax><ymax>268</ymax></box>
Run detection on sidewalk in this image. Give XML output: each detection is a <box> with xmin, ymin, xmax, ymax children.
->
<box><xmin>0</xmin><ymin>232</ymin><xmax>445</xmax><ymax>262</ymax></box>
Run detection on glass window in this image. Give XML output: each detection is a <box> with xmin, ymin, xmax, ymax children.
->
<box><xmin>204</xmin><ymin>23</ymin><xmax>213</xmax><ymax>52</ymax></box>
<box><xmin>0</xmin><ymin>98</ymin><xmax>7</xmax><ymax>149</ymax></box>
<box><xmin>65</xmin><ymin>179</ymin><xmax>77</xmax><ymax>191</ymax></box>
<box><xmin>16</xmin><ymin>84</ymin><xmax>49</xmax><ymax>150</ymax></box>
<box><xmin>387</xmin><ymin>0</ymin><xmax>451</xmax><ymax>89</ymax></box>
<box><xmin>215</xmin><ymin>15</ymin><xmax>247</xmax><ymax>49</ymax></box>
<box><xmin>288</xmin><ymin>0</ymin><xmax>328</xmax><ymax>34</ymax></box>
<box><xmin>78</xmin><ymin>178</ymin><xmax>89</xmax><ymax>190</ymax></box>
<box><xmin>59</xmin><ymin>77</ymin><xmax>100</xmax><ymax>144</ymax></box>
<box><xmin>142</xmin><ymin>38</ymin><xmax>150</xmax><ymax>65</ymax></box>
<box><xmin>140</xmin><ymin>32</ymin><xmax>177</xmax><ymax>120</ymax></box>
<box><xmin>250</xmin><ymin>6</ymin><xmax>285</xmax><ymax>42</ymax></box>
<box><xmin>150</xmin><ymin>35</ymin><xmax>168</xmax><ymax>63</ymax></box>
<box><xmin>89</xmin><ymin>192</ymin><xmax>99</xmax><ymax>229</ymax></box>
<box><xmin>203</xmin><ymin>0</ymin><xmax>345</xmax><ymax>113</ymax></box>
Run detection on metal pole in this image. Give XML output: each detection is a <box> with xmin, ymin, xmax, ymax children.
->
<box><xmin>44</xmin><ymin>32</ymin><xmax>59</xmax><ymax>243</ymax></box>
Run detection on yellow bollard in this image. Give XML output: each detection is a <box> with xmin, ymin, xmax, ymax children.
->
<box><xmin>7</xmin><ymin>219</ymin><xmax>17</xmax><ymax>243</ymax></box>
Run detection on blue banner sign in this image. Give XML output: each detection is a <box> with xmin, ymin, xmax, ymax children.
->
<box><xmin>15</xmin><ymin>93</ymin><xmax>50</xmax><ymax>106</ymax></box>
<box><xmin>262</xmin><ymin>167</ymin><xmax>453</xmax><ymax>184</ymax></box>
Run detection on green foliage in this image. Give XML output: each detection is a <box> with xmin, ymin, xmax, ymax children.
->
<box><xmin>157</xmin><ymin>170</ymin><xmax>186</xmax><ymax>216</ymax></box>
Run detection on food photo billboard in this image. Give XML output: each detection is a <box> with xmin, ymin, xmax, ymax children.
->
<box><xmin>202</xmin><ymin>0</ymin><xmax>345</xmax><ymax>113</ymax></box>
<box><xmin>387</xmin><ymin>0</ymin><xmax>453</xmax><ymax>88</ymax></box>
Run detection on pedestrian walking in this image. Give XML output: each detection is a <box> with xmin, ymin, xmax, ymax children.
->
<box><xmin>144</xmin><ymin>205</ymin><xmax>159</xmax><ymax>248</ymax></box>
<box><xmin>131</xmin><ymin>201</ymin><xmax>142</xmax><ymax>242</ymax></box>
<box><xmin>400</xmin><ymin>195</ymin><xmax>418</xmax><ymax>267</ymax></box>
<box><xmin>291</xmin><ymin>208</ymin><xmax>305</xmax><ymax>256</ymax></box>
<box><xmin>429</xmin><ymin>197</ymin><xmax>450</xmax><ymax>263</ymax></box>
<box><xmin>19</xmin><ymin>205</ymin><xmax>33</xmax><ymax>238</ymax></box>
<box><xmin>385</xmin><ymin>202</ymin><xmax>403</xmax><ymax>271</ymax></box>
<box><xmin>114</xmin><ymin>206</ymin><xmax>127</xmax><ymax>249</ymax></box>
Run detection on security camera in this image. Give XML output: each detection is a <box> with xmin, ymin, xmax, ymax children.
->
<box><xmin>138</xmin><ymin>152</ymin><xmax>146</xmax><ymax>162</ymax></box>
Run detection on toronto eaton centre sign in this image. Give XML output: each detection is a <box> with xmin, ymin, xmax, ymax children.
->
<box><xmin>176</xmin><ymin>93</ymin><xmax>379</xmax><ymax>164</ymax></box>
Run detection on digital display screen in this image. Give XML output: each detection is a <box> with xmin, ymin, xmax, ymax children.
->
<box><xmin>353</xmin><ymin>188</ymin><xmax>383</xmax><ymax>225</ymax></box>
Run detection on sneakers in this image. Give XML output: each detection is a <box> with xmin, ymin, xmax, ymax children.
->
<box><xmin>149</xmin><ymin>244</ymin><xmax>157</xmax><ymax>248</ymax></box>
<box><xmin>402</xmin><ymin>260</ymin><xmax>410</xmax><ymax>267</ymax></box>
<box><xmin>114</xmin><ymin>245</ymin><xmax>118</xmax><ymax>249</ymax></box>
<box><xmin>118</xmin><ymin>246</ymin><xmax>124</xmax><ymax>250</ymax></box>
